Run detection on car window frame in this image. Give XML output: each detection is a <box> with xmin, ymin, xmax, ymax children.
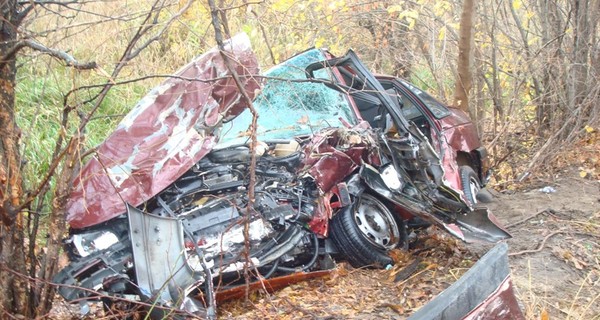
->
<box><xmin>395</xmin><ymin>79</ymin><xmax>451</xmax><ymax>120</ymax></box>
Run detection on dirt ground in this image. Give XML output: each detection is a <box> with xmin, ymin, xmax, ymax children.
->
<box><xmin>485</xmin><ymin>169</ymin><xmax>600</xmax><ymax>319</ymax></box>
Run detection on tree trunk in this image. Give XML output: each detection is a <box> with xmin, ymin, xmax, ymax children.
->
<box><xmin>35</xmin><ymin>136</ymin><xmax>81</xmax><ymax>315</ymax></box>
<box><xmin>453</xmin><ymin>0</ymin><xmax>475</xmax><ymax>112</ymax></box>
<box><xmin>0</xmin><ymin>0</ymin><xmax>29</xmax><ymax>316</ymax></box>
<box><xmin>535</xmin><ymin>0</ymin><xmax>565</xmax><ymax>134</ymax></box>
<box><xmin>570</xmin><ymin>0</ymin><xmax>592</xmax><ymax>113</ymax></box>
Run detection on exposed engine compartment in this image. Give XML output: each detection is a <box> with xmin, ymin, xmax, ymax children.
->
<box><xmin>146</xmin><ymin>142</ymin><xmax>322</xmax><ymax>278</ymax></box>
<box><xmin>56</xmin><ymin>140</ymin><xmax>329</xmax><ymax>302</ymax></box>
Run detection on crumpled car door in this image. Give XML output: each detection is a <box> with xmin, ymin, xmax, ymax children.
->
<box><xmin>306</xmin><ymin>50</ymin><xmax>510</xmax><ymax>243</ymax></box>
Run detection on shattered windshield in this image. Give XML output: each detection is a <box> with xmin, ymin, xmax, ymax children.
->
<box><xmin>219</xmin><ymin>49</ymin><xmax>357</xmax><ymax>146</ymax></box>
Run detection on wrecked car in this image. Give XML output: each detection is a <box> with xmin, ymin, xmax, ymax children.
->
<box><xmin>54</xmin><ymin>33</ymin><xmax>520</xmax><ymax>318</ymax></box>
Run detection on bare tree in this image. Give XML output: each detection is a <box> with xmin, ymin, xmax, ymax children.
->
<box><xmin>0</xmin><ymin>1</ymin><xmax>95</xmax><ymax>315</ymax></box>
<box><xmin>453</xmin><ymin>0</ymin><xmax>475</xmax><ymax>112</ymax></box>
<box><xmin>0</xmin><ymin>0</ymin><xmax>192</xmax><ymax>317</ymax></box>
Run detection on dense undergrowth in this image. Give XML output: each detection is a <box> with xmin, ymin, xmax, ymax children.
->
<box><xmin>5</xmin><ymin>0</ymin><xmax>600</xmax><ymax>317</ymax></box>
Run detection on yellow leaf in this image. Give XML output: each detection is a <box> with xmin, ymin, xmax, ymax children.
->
<box><xmin>540</xmin><ymin>308</ymin><xmax>549</xmax><ymax>320</ymax></box>
<box><xmin>387</xmin><ymin>5</ymin><xmax>403</xmax><ymax>14</ymax></box>
<box><xmin>579</xmin><ymin>170</ymin><xmax>588</xmax><ymax>178</ymax></box>
<box><xmin>584</xmin><ymin>125</ymin><xmax>595</xmax><ymax>133</ymax></box>
<box><xmin>403</xmin><ymin>10</ymin><xmax>419</xmax><ymax>20</ymax></box>
<box><xmin>315</xmin><ymin>37</ymin><xmax>326</xmax><ymax>48</ymax></box>
<box><xmin>408</xmin><ymin>18</ymin><xmax>416</xmax><ymax>30</ymax></box>
<box><xmin>438</xmin><ymin>27</ymin><xmax>446</xmax><ymax>40</ymax></box>
<box><xmin>526</xmin><ymin>10</ymin><xmax>535</xmax><ymax>19</ymax></box>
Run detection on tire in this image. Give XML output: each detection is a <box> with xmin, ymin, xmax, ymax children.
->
<box><xmin>460</xmin><ymin>166</ymin><xmax>481</xmax><ymax>205</ymax></box>
<box><xmin>330</xmin><ymin>193</ymin><xmax>403</xmax><ymax>268</ymax></box>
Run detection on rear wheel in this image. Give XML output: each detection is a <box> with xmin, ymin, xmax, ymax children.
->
<box><xmin>330</xmin><ymin>193</ymin><xmax>404</xmax><ymax>268</ymax></box>
<box><xmin>459</xmin><ymin>166</ymin><xmax>481</xmax><ymax>205</ymax></box>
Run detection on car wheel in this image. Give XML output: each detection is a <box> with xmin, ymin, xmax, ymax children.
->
<box><xmin>460</xmin><ymin>166</ymin><xmax>481</xmax><ymax>205</ymax></box>
<box><xmin>330</xmin><ymin>193</ymin><xmax>403</xmax><ymax>268</ymax></box>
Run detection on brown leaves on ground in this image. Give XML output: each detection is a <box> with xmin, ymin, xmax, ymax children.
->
<box><xmin>555</xmin><ymin>126</ymin><xmax>600</xmax><ymax>181</ymax></box>
<box><xmin>219</xmin><ymin>228</ymin><xmax>477</xmax><ymax>319</ymax></box>
<box><xmin>548</xmin><ymin>210</ymin><xmax>600</xmax><ymax>283</ymax></box>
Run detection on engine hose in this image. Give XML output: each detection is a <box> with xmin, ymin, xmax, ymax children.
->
<box><xmin>261</xmin><ymin>259</ymin><xmax>280</xmax><ymax>279</ymax></box>
<box><xmin>212</xmin><ymin>259</ymin><xmax>281</xmax><ymax>291</ymax></box>
<box><xmin>276</xmin><ymin>232</ymin><xmax>319</xmax><ymax>273</ymax></box>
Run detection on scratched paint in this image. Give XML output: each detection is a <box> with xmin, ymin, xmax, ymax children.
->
<box><xmin>67</xmin><ymin>33</ymin><xmax>261</xmax><ymax>229</ymax></box>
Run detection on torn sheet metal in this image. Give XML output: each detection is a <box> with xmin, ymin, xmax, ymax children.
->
<box><xmin>437</xmin><ymin>107</ymin><xmax>484</xmax><ymax>193</ymax></box>
<box><xmin>301</xmin><ymin>127</ymin><xmax>380</xmax><ymax>193</ymax></box>
<box><xmin>67</xmin><ymin>33</ymin><xmax>261</xmax><ymax>229</ymax></box>
<box><xmin>126</xmin><ymin>204</ymin><xmax>201</xmax><ymax>307</ymax></box>
<box><xmin>408</xmin><ymin>242</ymin><xmax>524</xmax><ymax>320</ymax></box>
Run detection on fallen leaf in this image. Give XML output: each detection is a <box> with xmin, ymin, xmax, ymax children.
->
<box><xmin>540</xmin><ymin>308</ymin><xmax>549</xmax><ymax>320</ymax></box>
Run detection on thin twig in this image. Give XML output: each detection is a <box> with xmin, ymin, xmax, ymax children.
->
<box><xmin>219</xmin><ymin>0</ymin><xmax>264</xmax><ymax>11</ymax></box>
<box><xmin>63</xmin><ymin>73</ymin><xmax>349</xmax><ymax>107</ymax></box>
<box><xmin>0</xmin><ymin>39</ymin><xmax>97</xmax><ymax>70</ymax></box>
<box><xmin>207</xmin><ymin>0</ymin><xmax>260</xmax><ymax>314</ymax></box>
<box><xmin>281</xmin><ymin>296</ymin><xmax>320</xmax><ymax>318</ymax></box>
<box><xmin>509</xmin><ymin>231</ymin><xmax>600</xmax><ymax>257</ymax></box>
<box><xmin>505</xmin><ymin>208</ymin><xmax>553</xmax><ymax>229</ymax></box>
<box><xmin>250</xmin><ymin>8</ymin><xmax>276</xmax><ymax>65</ymax></box>
<box><xmin>395</xmin><ymin>263</ymin><xmax>437</xmax><ymax>287</ymax></box>
<box><xmin>509</xmin><ymin>230</ymin><xmax>564</xmax><ymax>257</ymax></box>
<box><xmin>126</xmin><ymin>0</ymin><xmax>193</xmax><ymax>60</ymax></box>
<box><xmin>555</xmin><ymin>219</ymin><xmax>600</xmax><ymax>228</ymax></box>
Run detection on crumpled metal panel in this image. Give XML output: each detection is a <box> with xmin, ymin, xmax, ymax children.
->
<box><xmin>126</xmin><ymin>204</ymin><xmax>201</xmax><ymax>307</ymax></box>
<box><xmin>437</xmin><ymin>107</ymin><xmax>482</xmax><ymax>194</ymax></box>
<box><xmin>300</xmin><ymin>127</ymin><xmax>380</xmax><ymax>237</ymax></box>
<box><xmin>408</xmin><ymin>242</ymin><xmax>524</xmax><ymax>319</ymax></box>
<box><xmin>67</xmin><ymin>34</ymin><xmax>261</xmax><ymax>229</ymax></box>
<box><xmin>301</xmin><ymin>127</ymin><xmax>380</xmax><ymax>193</ymax></box>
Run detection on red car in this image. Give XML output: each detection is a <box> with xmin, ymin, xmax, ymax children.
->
<box><xmin>55</xmin><ymin>34</ymin><xmax>521</xmax><ymax>319</ymax></box>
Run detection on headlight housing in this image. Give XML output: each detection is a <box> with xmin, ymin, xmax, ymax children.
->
<box><xmin>66</xmin><ymin>230</ymin><xmax>119</xmax><ymax>257</ymax></box>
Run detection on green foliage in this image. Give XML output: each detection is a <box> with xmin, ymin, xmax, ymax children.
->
<box><xmin>16</xmin><ymin>67</ymin><xmax>66</xmax><ymax>188</ymax></box>
<box><xmin>15</xmin><ymin>61</ymin><xmax>149</xmax><ymax>202</ymax></box>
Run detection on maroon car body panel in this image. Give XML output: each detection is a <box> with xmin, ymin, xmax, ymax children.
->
<box><xmin>66</xmin><ymin>34</ymin><xmax>261</xmax><ymax>229</ymax></box>
<box><xmin>408</xmin><ymin>242</ymin><xmax>524</xmax><ymax>320</ymax></box>
<box><xmin>439</xmin><ymin>107</ymin><xmax>482</xmax><ymax>154</ymax></box>
<box><xmin>463</xmin><ymin>277</ymin><xmax>524</xmax><ymax>319</ymax></box>
<box><xmin>300</xmin><ymin>124</ymin><xmax>381</xmax><ymax>236</ymax></box>
<box><xmin>437</xmin><ymin>108</ymin><xmax>484</xmax><ymax>195</ymax></box>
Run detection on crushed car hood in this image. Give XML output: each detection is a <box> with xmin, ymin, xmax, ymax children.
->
<box><xmin>67</xmin><ymin>33</ymin><xmax>261</xmax><ymax>229</ymax></box>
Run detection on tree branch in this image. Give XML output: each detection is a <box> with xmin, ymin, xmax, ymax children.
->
<box><xmin>508</xmin><ymin>231</ymin><xmax>600</xmax><ymax>257</ymax></box>
<box><xmin>16</xmin><ymin>0</ymin><xmax>79</xmax><ymax>5</ymax></box>
<box><xmin>126</xmin><ymin>0</ymin><xmax>193</xmax><ymax>60</ymax></box>
<box><xmin>0</xmin><ymin>39</ymin><xmax>96</xmax><ymax>70</ymax></box>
